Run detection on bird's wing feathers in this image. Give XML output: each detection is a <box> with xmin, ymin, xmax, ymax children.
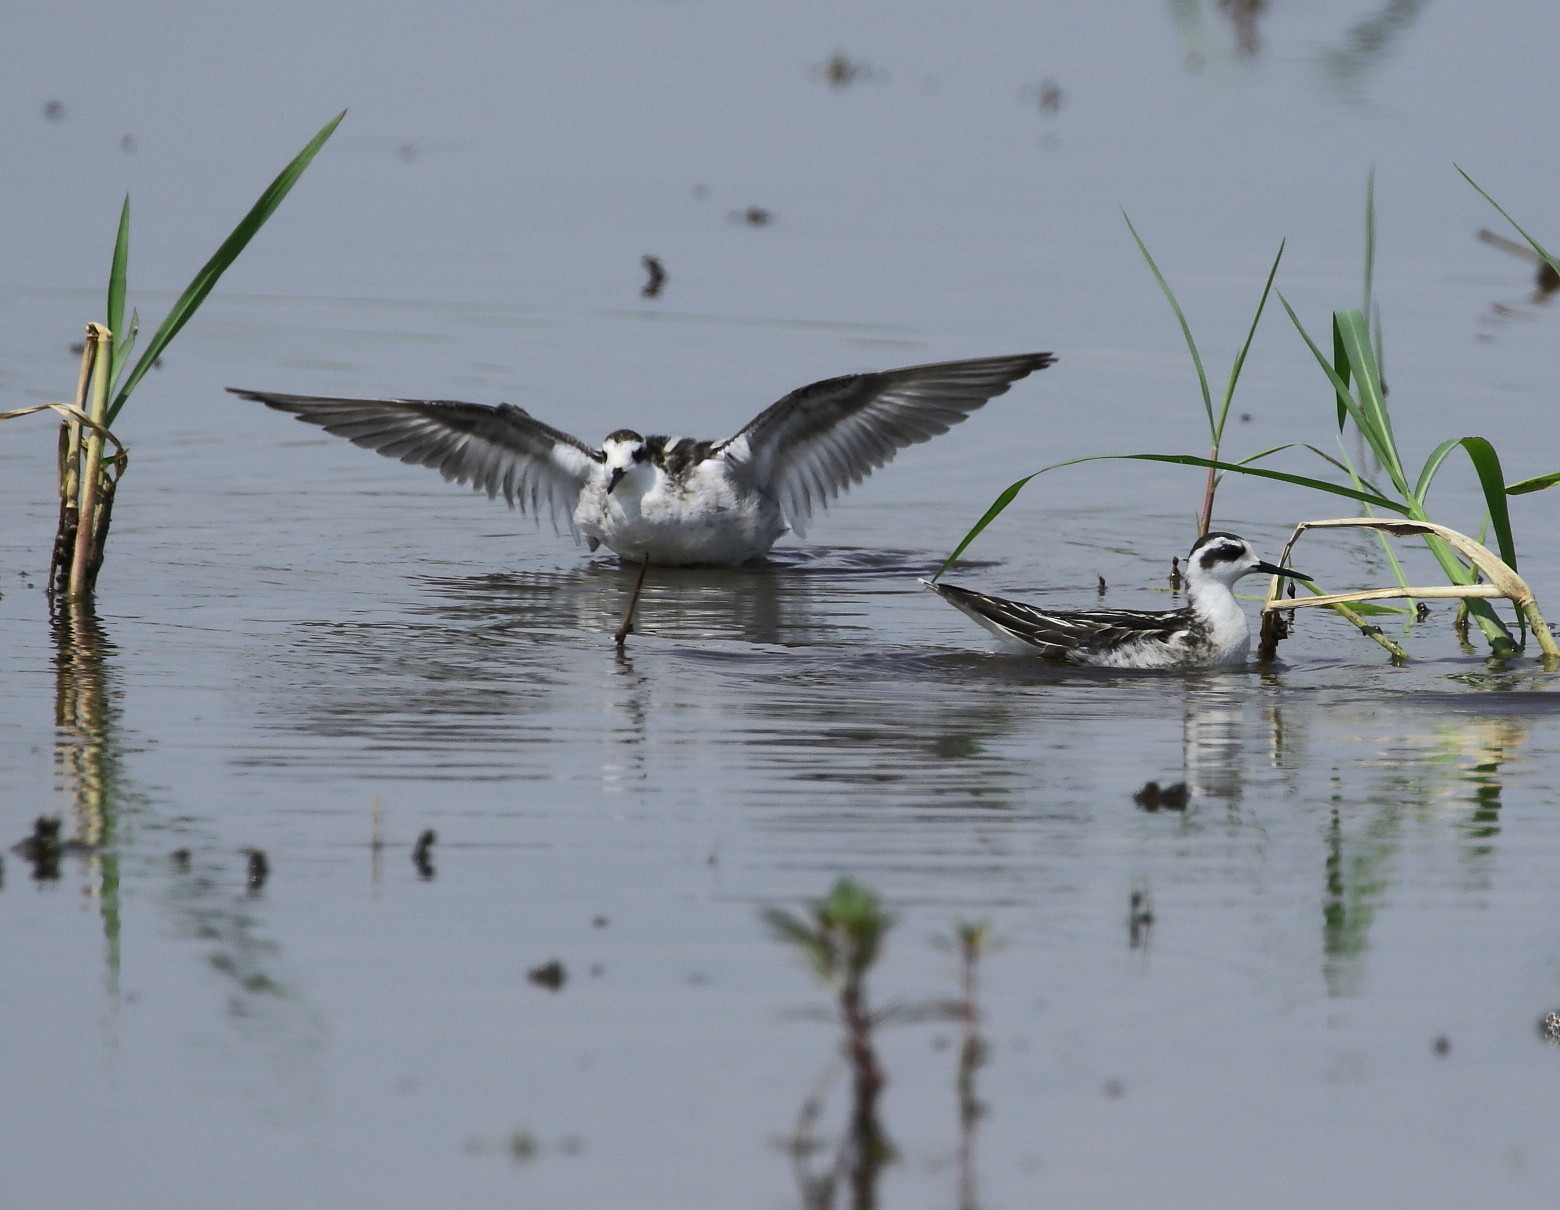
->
<box><xmin>229</xmin><ymin>389</ymin><xmax>600</xmax><ymax>532</ymax></box>
<box><xmin>717</xmin><ymin>353</ymin><xmax>1054</xmax><ymax>535</ymax></box>
<box><xmin>926</xmin><ymin>581</ymin><xmax>1190</xmax><ymax>660</ymax></box>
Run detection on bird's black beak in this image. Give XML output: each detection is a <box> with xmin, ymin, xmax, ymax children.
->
<box><xmin>1255</xmin><ymin>560</ymin><xmax>1309</xmax><ymax>582</ymax></box>
<box><xmin>607</xmin><ymin>466</ymin><xmax>626</xmax><ymax>494</ymax></box>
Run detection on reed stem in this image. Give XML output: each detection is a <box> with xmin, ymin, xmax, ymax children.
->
<box><xmin>67</xmin><ymin>324</ymin><xmax>113</xmax><ymax>600</ymax></box>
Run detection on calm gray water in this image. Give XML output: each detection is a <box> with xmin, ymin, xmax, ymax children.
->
<box><xmin>4</xmin><ymin>3</ymin><xmax>1560</xmax><ymax>1207</ymax></box>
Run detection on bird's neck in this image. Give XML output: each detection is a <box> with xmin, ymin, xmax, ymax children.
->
<box><xmin>1187</xmin><ymin>577</ymin><xmax>1251</xmax><ymax>654</ymax></box>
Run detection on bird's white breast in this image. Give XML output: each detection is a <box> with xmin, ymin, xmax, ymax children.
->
<box><xmin>575</xmin><ymin>457</ymin><xmax>786</xmax><ymax>566</ymax></box>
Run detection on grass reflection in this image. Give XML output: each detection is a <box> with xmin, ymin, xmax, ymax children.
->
<box><xmin>767</xmin><ymin>882</ymin><xmax>998</xmax><ymax>1210</ymax></box>
<box><xmin>50</xmin><ymin>600</ymin><xmax>124</xmax><ymax>991</ymax></box>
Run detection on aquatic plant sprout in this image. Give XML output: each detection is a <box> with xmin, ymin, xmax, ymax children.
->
<box><xmin>0</xmin><ymin>112</ymin><xmax>344</xmax><ymax>600</ymax></box>
<box><xmin>937</xmin><ymin>178</ymin><xmax>1560</xmax><ymax>660</ymax></box>
<box><xmin>106</xmin><ymin>111</ymin><xmax>345</xmax><ymax>423</ymax></box>
<box><xmin>1122</xmin><ymin>213</ymin><xmax>1284</xmax><ymax>537</ymax></box>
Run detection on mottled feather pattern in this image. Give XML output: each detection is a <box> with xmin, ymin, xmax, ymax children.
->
<box><xmin>230</xmin><ymin>351</ymin><xmax>1054</xmax><ymax>565</ymax></box>
<box><xmin>930</xmin><ymin>581</ymin><xmax>1207</xmax><ymax>662</ymax></box>
<box><xmin>642</xmin><ymin>436</ymin><xmax>718</xmax><ymax>479</ymax></box>
<box><xmin>721</xmin><ymin>353</ymin><xmax>1055</xmax><ymax>532</ymax></box>
<box><xmin>228</xmin><ymin>390</ymin><xmax>601</xmax><ymax>532</ymax></box>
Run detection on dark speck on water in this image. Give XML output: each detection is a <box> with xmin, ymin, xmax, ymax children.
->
<box><xmin>1133</xmin><ymin>781</ymin><xmax>1188</xmax><ymax>812</ymax></box>
<box><xmin>411</xmin><ymin>829</ymin><xmax>436</xmax><ymax>879</ymax></box>
<box><xmin>242</xmin><ymin>848</ymin><xmax>269</xmax><ymax>893</ymax></box>
<box><xmin>528</xmin><ymin>960</ymin><xmax>567</xmax><ymax>991</ymax></box>
<box><xmin>640</xmin><ymin>254</ymin><xmax>667</xmax><ymax>299</ymax></box>
<box><xmin>812</xmin><ymin>52</ymin><xmax>874</xmax><ymax>89</ymax></box>
<box><xmin>12</xmin><ymin>817</ymin><xmax>63</xmax><ymax>880</ymax></box>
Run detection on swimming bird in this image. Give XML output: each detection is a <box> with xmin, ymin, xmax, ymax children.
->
<box><xmin>230</xmin><ymin>353</ymin><xmax>1054</xmax><ymax>567</ymax></box>
<box><xmin>923</xmin><ymin>532</ymin><xmax>1305</xmax><ymax>669</ymax></box>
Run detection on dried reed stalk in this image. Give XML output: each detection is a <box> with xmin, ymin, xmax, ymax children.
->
<box><xmin>1258</xmin><ymin>518</ymin><xmax>1559</xmax><ymax>661</ymax></box>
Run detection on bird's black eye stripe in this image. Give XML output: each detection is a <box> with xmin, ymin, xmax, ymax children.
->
<box><xmin>1198</xmin><ymin>543</ymin><xmax>1245</xmax><ymax>569</ymax></box>
<box><xmin>632</xmin><ymin>446</ymin><xmax>649</xmax><ymax>462</ymax></box>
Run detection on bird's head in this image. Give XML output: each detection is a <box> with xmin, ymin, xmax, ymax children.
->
<box><xmin>1186</xmin><ymin>531</ymin><xmax>1308</xmax><ymax>591</ymax></box>
<box><xmin>601</xmin><ymin>429</ymin><xmax>647</xmax><ymax>493</ymax></box>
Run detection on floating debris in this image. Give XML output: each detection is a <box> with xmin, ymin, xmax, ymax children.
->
<box><xmin>1128</xmin><ymin>890</ymin><xmax>1154</xmax><ymax>949</ymax></box>
<box><xmin>591</xmin><ymin>915</ymin><xmax>609</xmax><ymax>928</ymax></box>
<box><xmin>528</xmin><ymin>959</ymin><xmax>566</xmax><ymax>991</ymax></box>
<box><xmin>1133</xmin><ymin>781</ymin><xmax>1188</xmax><ymax>812</ymax></box>
<box><xmin>120</xmin><ymin>134</ymin><xmax>137</xmax><ymax>154</ymax></box>
<box><xmin>43</xmin><ymin>100</ymin><xmax>65</xmax><ymax>121</ymax></box>
<box><xmin>1479</xmin><ymin>228</ymin><xmax>1560</xmax><ymax>295</ymax></box>
<box><xmin>12</xmin><ymin>817</ymin><xmax>63</xmax><ymax>879</ymax></box>
<box><xmin>1021</xmin><ymin>78</ymin><xmax>1065</xmax><ymax>114</ymax></box>
<box><xmin>397</xmin><ymin>143</ymin><xmax>418</xmax><ymax>163</ymax></box>
<box><xmin>1432</xmin><ymin>1034</ymin><xmax>1451</xmax><ymax>1057</ymax></box>
<box><xmin>640</xmin><ymin>254</ymin><xmax>667</xmax><ymax>299</ymax></box>
<box><xmin>730</xmin><ymin>206</ymin><xmax>772</xmax><ymax>226</ymax></box>
<box><xmin>170</xmin><ymin>848</ymin><xmax>191</xmax><ymax>869</ymax></box>
<box><xmin>242</xmin><ymin>848</ymin><xmax>269</xmax><ymax>892</ymax></box>
<box><xmin>1102</xmin><ymin>1079</ymin><xmax>1126</xmax><ymax>1098</ymax></box>
<box><xmin>411</xmin><ymin>828</ymin><xmax>436</xmax><ymax>880</ymax></box>
<box><xmin>812</xmin><ymin>52</ymin><xmax>875</xmax><ymax>89</ymax></box>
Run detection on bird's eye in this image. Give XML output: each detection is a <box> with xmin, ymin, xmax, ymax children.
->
<box><xmin>632</xmin><ymin>447</ymin><xmax>648</xmax><ymax>462</ymax></box>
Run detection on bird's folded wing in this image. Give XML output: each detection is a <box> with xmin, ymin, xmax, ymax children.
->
<box><xmin>229</xmin><ymin>389</ymin><xmax>601</xmax><ymax>532</ymax></box>
<box><xmin>716</xmin><ymin>353</ymin><xmax>1054</xmax><ymax>535</ymax></box>
<box><xmin>927</xmin><ymin>581</ymin><xmax>1188</xmax><ymax>658</ymax></box>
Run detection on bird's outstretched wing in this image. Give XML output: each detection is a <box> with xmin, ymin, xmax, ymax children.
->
<box><xmin>229</xmin><ymin>389</ymin><xmax>602</xmax><ymax>533</ymax></box>
<box><xmin>716</xmin><ymin>353</ymin><xmax>1054</xmax><ymax>535</ymax></box>
<box><xmin>923</xmin><ymin>580</ymin><xmax>1190</xmax><ymax>661</ymax></box>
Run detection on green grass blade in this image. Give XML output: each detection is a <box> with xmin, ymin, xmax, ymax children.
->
<box><xmin>1297</xmin><ymin>444</ymin><xmax>1392</xmax><ymax>502</ymax></box>
<box><xmin>107</xmin><ymin>110</ymin><xmax>345</xmax><ymax>423</ymax></box>
<box><xmin>931</xmin><ymin>472</ymin><xmax>1042</xmax><ymax>580</ymax></box>
<box><xmin>1123</xmin><ymin>211</ymin><xmax>1214</xmax><ymax>431</ymax></box>
<box><xmin>107</xmin><ymin>194</ymin><xmax>130</xmax><ymax>380</ymax></box>
<box><xmin>1413</xmin><ymin>438</ymin><xmax>1464</xmax><ymax>502</ymax></box>
<box><xmin>934</xmin><ymin>452</ymin><xmax>1410</xmax><ymax>579</ymax></box>
<box><xmin>1506</xmin><ymin>469</ymin><xmax>1560</xmax><ymax>495</ymax></box>
<box><xmin>1121</xmin><ymin>453</ymin><xmax>1408</xmax><ymax>512</ymax></box>
<box><xmin>1454</xmin><ymin>437</ymin><xmax>1518</xmax><ymax>570</ymax></box>
<box><xmin>1457</xmin><ymin>166</ymin><xmax>1560</xmax><ymax>281</ymax></box>
<box><xmin>1330</xmin><ymin>301</ymin><xmax>1351</xmax><ymax>432</ymax></box>
<box><xmin>1362</xmin><ymin>168</ymin><xmax>1376</xmax><ymax>318</ymax></box>
<box><xmin>1234</xmin><ymin>443</ymin><xmax>1296</xmax><ymax>466</ymax></box>
<box><xmin>1217</xmin><ymin>240</ymin><xmax>1285</xmax><ymax>443</ymax></box>
<box><xmin>1282</xmin><ymin>294</ymin><xmax>1369</xmax><ymax>438</ymax></box>
<box><xmin>1332</xmin><ymin>309</ymin><xmax>1408</xmax><ymax>493</ymax></box>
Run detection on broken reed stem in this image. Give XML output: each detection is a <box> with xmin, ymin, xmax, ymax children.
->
<box><xmin>1258</xmin><ymin>517</ymin><xmax>1560</xmax><ymax>662</ymax></box>
<box><xmin>1265</xmin><ymin>578</ymin><xmax>1411</xmax><ymax>661</ymax></box>
<box><xmin>50</xmin><ymin>336</ymin><xmax>98</xmax><ymax>594</ymax></box>
<box><xmin>66</xmin><ymin>324</ymin><xmax>114</xmax><ymax>600</ymax></box>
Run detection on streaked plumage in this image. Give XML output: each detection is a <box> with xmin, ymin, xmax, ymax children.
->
<box><xmin>924</xmin><ymin>532</ymin><xmax>1305</xmax><ymax>669</ymax></box>
<box><xmin>231</xmin><ymin>352</ymin><xmax>1053</xmax><ymax>566</ymax></box>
